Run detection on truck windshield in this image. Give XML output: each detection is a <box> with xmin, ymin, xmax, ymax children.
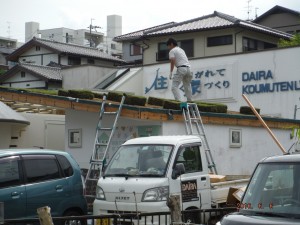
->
<box><xmin>241</xmin><ymin>162</ymin><xmax>300</xmax><ymax>219</ymax></box>
<box><xmin>104</xmin><ymin>144</ymin><xmax>173</xmax><ymax>177</ymax></box>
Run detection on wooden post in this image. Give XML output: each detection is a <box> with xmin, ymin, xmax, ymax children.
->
<box><xmin>242</xmin><ymin>94</ymin><xmax>287</xmax><ymax>154</ymax></box>
<box><xmin>166</xmin><ymin>195</ymin><xmax>182</xmax><ymax>225</ymax></box>
<box><xmin>37</xmin><ymin>206</ymin><xmax>54</xmax><ymax>225</ymax></box>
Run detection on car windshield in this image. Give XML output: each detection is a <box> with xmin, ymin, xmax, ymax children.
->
<box><xmin>241</xmin><ymin>162</ymin><xmax>300</xmax><ymax>219</ymax></box>
<box><xmin>104</xmin><ymin>144</ymin><xmax>173</xmax><ymax>177</ymax></box>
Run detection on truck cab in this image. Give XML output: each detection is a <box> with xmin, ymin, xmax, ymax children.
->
<box><xmin>93</xmin><ymin>135</ymin><xmax>248</xmax><ymax>224</ymax></box>
<box><xmin>218</xmin><ymin>154</ymin><xmax>300</xmax><ymax>225</ymax></box>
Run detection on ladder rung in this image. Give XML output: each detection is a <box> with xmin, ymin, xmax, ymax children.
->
<box><xmin>85</xmin><ymin>195</ymin><xmax>96</xmax><ymax>198</ymax></box>
<box><xmin>99</xmin><ymin>128</ymin><xmax>113</xmax><ymax>131</ymax></box>
<box><xmin>86</xmin><ymin>178</ymin><xmax>99</xmax><ymax>181</ymax></box>
<box><xmin>95</xmin><ymin>143</ymin><xmax>108</xmax><ymax>147</ymax></box>
<box><xmin>89</xmin><ymin>159</ymin><xmax>103</xmax><ymax>163</ymax></box>
<box><xmin>103</xmin><ymin>111</ymin><xmax>117</xmax><ymax>115</ymax></box>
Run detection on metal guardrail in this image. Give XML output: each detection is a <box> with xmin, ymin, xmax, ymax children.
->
<box><xmin>3</xmin><ymin>207</ymin><xmax>237</xmax><ymax>225</ymax></box>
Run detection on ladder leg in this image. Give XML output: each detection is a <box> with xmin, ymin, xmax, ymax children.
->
<box><xmin>84</xmin><ymin>94</ymin><xmax>126</xmax><ymax>211</ymax></box>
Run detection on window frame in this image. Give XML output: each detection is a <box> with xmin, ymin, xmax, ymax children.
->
<box><xmin>156</xmin><ymin>39</ymin><xmax>194</xmax><ymax>61</ymax></box>
<box><xmin>22</xmin><ymin>154</ymin><xmax>61</xmax><ymax>184</ymax></box>
<box><xmin>207</xmin><ymin>35</ymin><xmax>233</xmax><ymax>47</ymax></box>
<box><xmin>68</xmin><ymin>56</ymin><xmax>81</xmax><ymax>65</ymax></box>
<box><xmin>0</xmin><ymin>156</ymin><xmax>23</xmax><ymax>188</ymax></box>
<box><xmin>130</xmin><ymin>44</ymin><xmax>142</xmax><ymax>56</ymax></box>
<box><xmin>174</xmin><ymin>144</ymin><xmax>203</xmax><ymax>173</ymax></box>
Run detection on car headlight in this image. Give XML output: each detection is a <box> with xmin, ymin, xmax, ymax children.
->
<box><xmin>142</xmin><ymin>186</ymin><xmax>169</xmax><ymax>202</ymax></box>
<box><xmin>95</xmin><ymin>185</ymin><xmax>106</xmax><ymax>200</ymax></box>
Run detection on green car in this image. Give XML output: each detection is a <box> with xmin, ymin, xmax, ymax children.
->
<box><xmin>0</xmin><ymin>149</ymin><xmax>87</xmax><ymax>223</ymax></box>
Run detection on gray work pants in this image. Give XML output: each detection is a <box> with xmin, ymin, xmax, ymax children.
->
<box><xmin>171</xmin><ymin>67</ymin><xmax>192</xmax><ymax>101</ymax></box>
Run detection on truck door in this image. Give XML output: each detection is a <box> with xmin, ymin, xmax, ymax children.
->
<box><xmin>169</xmin><ymin>143</ymin><xmax>211</xmax><ymax>210</ymax></box>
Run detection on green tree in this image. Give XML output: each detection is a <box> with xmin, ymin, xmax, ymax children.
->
<box><xmin>278</xmin><ymin>33</ymin><xmax>300</xmax><ymax>47</ymax></box>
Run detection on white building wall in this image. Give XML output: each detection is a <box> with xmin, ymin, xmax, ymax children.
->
<box><xmin>25</xmin><ymin>22</ymin><xmax>40</xmax><ymax>42</ymax></box>
<box><xmin>3</xmin><ymin>71</ymin><xmax>46</xmax><ymax>88</ymax></box>
<box><xmin>64</xmin><ymin>108</ymin><xmax>295</xmax><ymax>175</ymax></box>
<box><xmin>62</xmin><ymin>66</ymin><xmax>116</xmax><ymax>89</ymax></box>
<box><xmin>17</xmin><ymin>113</ymin><xmax>65</xmax><ymax>150</ymax></box>
<box><xmin>65</xmin><ymin>109</ymin><xmax>161</xmax><ymax>169</ymax></box>
<box><xmin>0</xmin><ymin>124</ymin><xmax>12</xmax><ymax>148</ymax></box>
<box><xmin>108</xmin><ymin>68</ymin><xmax>144</xmax><ymax>95</ymax></box>
<box><xmin>161</xmin><ymin>121</ymin><xmax>293</xmax><ymax>175</ymax></box>
<box><xmin>19</xmin><ymin>46</ymin><xmax>58</xmax><ymax>65</ymax></box>
<box><xmin>143</xmin><ymin>46</ymin><xmax>300</xmax><ymax>119</ymax></box>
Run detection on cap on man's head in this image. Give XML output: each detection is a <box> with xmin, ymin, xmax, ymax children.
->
<box><xmin>166</xmin><ymin>38</ymin><xmax>177</xmax><ymax>46</ymax></box>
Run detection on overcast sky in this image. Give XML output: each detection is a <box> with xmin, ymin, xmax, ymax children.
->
<box><xmin>1</xmin><ymin>0</ymin><xmax>299</xmax><ymax>43</ymax></box>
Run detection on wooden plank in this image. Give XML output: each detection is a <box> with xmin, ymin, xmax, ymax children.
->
<box><xmin>121</xmin><ymin>108</ymin><xmax>140</xmax><ymax>119</ymax></box>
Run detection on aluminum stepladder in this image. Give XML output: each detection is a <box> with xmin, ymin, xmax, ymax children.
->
<box><xmin>180</xmin><ymin>102</ymin><xmax>218</xmax><ymax>174</ymax></box>
<box><xmin>85</xmin><ymin>94</ymin><xmax>126</xmax><ymax>210</ymax></box>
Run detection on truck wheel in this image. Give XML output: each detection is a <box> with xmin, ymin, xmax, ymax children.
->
<box><xmin>182</xmin><ymin>209</ymin><xmax>200</xmax><ymax>224</ymax></box>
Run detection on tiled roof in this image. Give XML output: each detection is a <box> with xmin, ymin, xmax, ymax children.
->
<box><xmin>20</xmin><ymin>63</ymin><xmax>62</xmax><ymax>80</ymax></box>
<box><xmin>7</xmin><ymin>37</ymin><xmax>125</xmax><ymax>63</ymax></box>
<box><xmin>253</xmin><ymin>5</ymin><xmax>300</xmax><ymax>23</ymax></box>
<box><xmin>114</xmin><ymin>11</ymin><xmax>292</xmax><ymax>41</ymax></box>
<box><xmin>113</xmin><ymin>22</ymin><xmax>176</xmax><ymax>42</ymax></box>
<box><xmin>0</xmin><ymin>63</ymin><xmax>62</xmax><ymax>82</ymax></box>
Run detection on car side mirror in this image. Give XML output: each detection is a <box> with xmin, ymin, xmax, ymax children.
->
<box><xmin>172</xmin><ymin>163</ymin><xmax>185</xmax><ymax>179</ymax></box>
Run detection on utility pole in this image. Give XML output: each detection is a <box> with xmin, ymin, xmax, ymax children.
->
<box><xmin>88</xmin><ymin>18</ymin><xmax>101</xmax><ymax>47</ymax></box>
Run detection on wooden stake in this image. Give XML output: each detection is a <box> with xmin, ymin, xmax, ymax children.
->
<box><xmin>242</xmin><ymin>94</ymin><xmax>287</xmax><ymax>154</ymax></box>
<box><xmin>37</xmin><ymin>206</ymin><xmax>54</xmax><ymax>225</ymax></box>
<box><xmin>166</xmin><ymin>195</ymin><xmax>182</xmax><ymax>224</ymax></box>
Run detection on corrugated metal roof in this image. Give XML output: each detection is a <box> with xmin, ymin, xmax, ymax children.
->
<box><xmin>114</xmin><ymin>11</ymin><xmax>292</xmax><ymax>41</ymax></box>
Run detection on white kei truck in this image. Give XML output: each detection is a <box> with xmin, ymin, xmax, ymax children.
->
<box><xmin>93</xmin><ymin>135</ymin><xmax>249</xmax><ymax>224</ymax></box>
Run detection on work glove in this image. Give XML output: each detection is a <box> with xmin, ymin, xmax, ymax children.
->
<box><xmin>169</xmin><ymin>72</ymin><xmax>172</xmax><ymax>80</ymax></box>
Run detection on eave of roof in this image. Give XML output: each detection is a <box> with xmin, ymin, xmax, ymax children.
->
<box><xmin>253</xmin><ymin>5</ymin><xmax>300</xmax><ymax>23</ymax></box>
<box><xmin>0</xmin><ymin>102</ymin><xmax>30</xmax><ymax>125</ymax></box>
<box><xmin>113</xmin><ymin>22</ymin><xmax>176</xmax><ymax>42</ymax></box>
<box><xmin>0</xmin><ymin>87</ymin><xmax>299</xmax><ymax>129</ymax></box>
<box><xmin>114</xmin><ymin>11</ymin><xmax>292</xmax><ymax>42</ymax></box>
<box><xmin>0</xmin><ymin>63</ymin><xmax>62</xmax><ymax>82</ymax></box>
<box><xmin>6</xmin><ymin>37</ymin><xmax>126</xmax><ymax>64</ymax></box>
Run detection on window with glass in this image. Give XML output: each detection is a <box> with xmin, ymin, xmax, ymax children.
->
<box><xmin>241</xmin><ymin>163</ymin><xmax>300</xmax><ymax>218</ymax></box>
<box><xmin>68</xmin><ymin>56</ymin><xmax>81</xmax><ymax>65</ymax></box>
<box><xmin>130</xmin><ymin>44</ymin><xmax>142</xmax><ymax>56</ymax></box>
<box><xmin>243</xmin><ymin>37</ymin><xmax>276</xmax><ymax>52</ymax></box>
<box><xmin>104</xmin><ymin>144</ymin><xmax>173</xmax><ymax>177</ymax></box>
<box><xmin>175</xmin><ymin>145</ymin><xmax>202</xmax><ymax>173</ymax></box>
<box><xmin>23</xmin><ymin>155</ymin><xmax>60</xmax><ymax>183</ymax></box>
<box><xmin>57</xmin><ymin>155</ymin><xmax>73</xmax><ymax>177</ymax></box>
<box><xmin>0</xmin><ymin>156</ymin><xmax>21</xmax><ymax>188</ymax></box>
<box><xmin>157</xmin><ymin>39</ymin><xmax>194</xmax><ymax>61</ymax></box>
<box><xmin>207</xmin><ymin>35</ymin><xmax>233</xmax><ymax>47</ymax></box>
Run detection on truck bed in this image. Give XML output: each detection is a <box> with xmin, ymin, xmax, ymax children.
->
<box><xmin>210</xmin><ymin>175</ymin><xmax>250</xmax><ymax>204</ymax></box>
